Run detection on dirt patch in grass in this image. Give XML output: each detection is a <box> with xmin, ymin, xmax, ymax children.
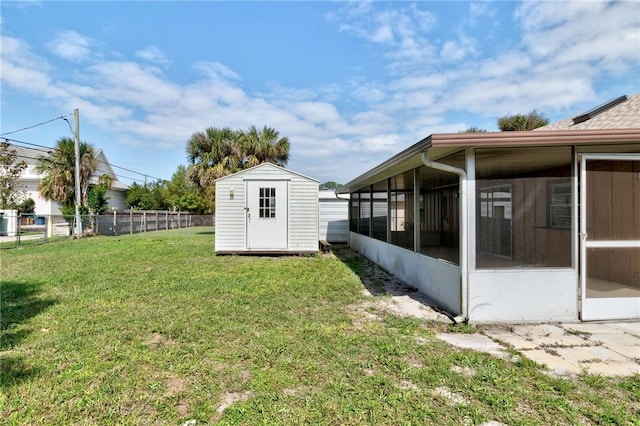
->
<box><xmin>216</xmin><ymin>390</ymin><xmax>253</xmax><ymax>413</ymax></box>
<box><xmin>165</xmin><ymin>373</ymin><xmax>185</xmax><ymax>396</ymax></box>
<box><xmin>144</xmin><ymin>332</ymin><xmax>176</xmax><ymax>348</ymax></box>
<box><xmin>433</xmin><ymin>386</ymin><xmax>470</xmax><ymax>405</ymax></box>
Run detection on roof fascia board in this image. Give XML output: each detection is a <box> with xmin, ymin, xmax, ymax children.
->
<box><xmin>338</xmin><ymin>128</ymin><xmax>639</xmax><ymax>193</ymax></box>
<box><xmin>338</xmin><ymin>136</ymin><xmax>432</xmax><ymax>193</ymax></box>
<box><xmin>215</xmin><ymin>162</ymin><xmax>319</xmax><ymax>183</ymax></box>
<box><xmin>431</xmin><ymin>128</ymin><xmax>640</xmax><ymax>147</ymax></box>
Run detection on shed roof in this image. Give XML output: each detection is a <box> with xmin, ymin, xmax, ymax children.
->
<box><xmin>214</xmin><ymin>162</ymin><xmax>319</xmax><ymax>183</ymax></box>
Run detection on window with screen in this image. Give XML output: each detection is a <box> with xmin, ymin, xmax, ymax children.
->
<box><xmin>548</xmin><ymin>181</ymin><xmax>571</xmax><ymax>229</ymax></box>
<box><xmin>259</xmin><ymin>187</ymin><xmax>276</xmax><ymax>218</ymax></box>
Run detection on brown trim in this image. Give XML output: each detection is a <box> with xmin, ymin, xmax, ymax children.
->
<box><xmin>431</xmin><ymin>128</ymin><xmax>640</xmax><ymax>147</ymax></box>
<box><xmin>338</xmin><ymin>129</ymin><xmax>639</xmax><ymax>193</ymax></box>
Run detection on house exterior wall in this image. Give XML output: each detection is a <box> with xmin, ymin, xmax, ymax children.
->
<box><xmin>106</xmin><ymin>189</ymin><xmax>127</xmax><ymax>211</ymax></box>
<box><xmin>215</xmin><ymin>164</ymin><xmax>319</xmax><ymax>253</ymax></box>
<box><xmin>17</xmin><ymin>155</ymin><xmax>127</xmax><ymax>216</ymax></box>
<box><xmin>349</xmin><ymin>232</ymin><xmax>461</xmax><ymax>314</ymax></box>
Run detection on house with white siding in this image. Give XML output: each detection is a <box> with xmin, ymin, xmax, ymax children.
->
<box><xmin>215</xmin><ymin>163</ymin><xmax>319</xmax><ymax>254</ymax></box>
<box><xmin>13</xmin><ymin>144</ymin><xmax>128</xmax><ymax>216</ymax></box>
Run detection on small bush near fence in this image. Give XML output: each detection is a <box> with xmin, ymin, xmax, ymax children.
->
<box><xmin>0</xmin><ymin>211</ymin><xmax>214</xmax><ymax>248</ymax></box>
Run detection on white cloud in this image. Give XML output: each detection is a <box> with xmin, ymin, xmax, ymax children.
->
<box><xmin>193</xmin><ymin>61</ymin><xmax>240</xmax><ymax>81</ymax></box>
<box><xmin>332</xmin><ymin>2</ymin><xmax>438</xmax><ymax>75</ymax></box>
<box><xmin>0</xmin><ymin>35</ymin><xmax>66</xmax><ymax>99</ymax></box>
<box><xmin>135</xmin><ymin>46</ymin><xmax>170</xmax><ymax>65</ymax></box>
<box><xmin>2</xmin><ymin>1</ymin><xmax>639</xmax><ymax>185</ymax></box>
<box><xmin>46</xmin><ymin>30</ymin><xmax>94</xmax><ymax>63</ymax></box>
<box><xmin>350</xmin><ymin>83</ymin><xmax>387</xmax><ymax>103</ymax></box>
<box><xmin>289</xmin><ymin>101</ymin><xmax>342</xmax><ymax>125</ymax></box>
<box><xmin>440</xmin><ymin>34</ymin><xmax>478</xmax><ymax>62</ymax></box>
<box><xmin>85</xmin><ymin>61</ymin><xmax>183</xmax><ymax>108</ymax></box>
<box><xmin>516</xmin><ymin>1</ymin><xmax>640</xmax><ymax>72</ymax></box>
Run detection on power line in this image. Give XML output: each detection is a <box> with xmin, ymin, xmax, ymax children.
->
<box><xmin>0</xmin><ymin>115</ymin><xmax>70</xmax><ymax>136</ymax></box>
<box><xmin>15</xmin><ymin>154</ymin><xmax>65</xmax><ymax>166</ymax></box>
<box><xmin>95</xmin><ymin>158</ymin><xmax>165</xmax><ymax>182</ymax></box>
<box><xmin>5</xmin><ymin>137</ymin><xmax>167</xmax><ymax>184</ymax></box>
<box><xmin>2</xmin><ymin>137</ymin><xmax>56</xmax><ymax>153</ymax></box>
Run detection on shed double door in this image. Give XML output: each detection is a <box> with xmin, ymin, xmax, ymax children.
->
<box><xmin>580</xmin><ymin>154</ymin><xmax>640</xmax><ymax>320</ymax></box>
<box><xmin>245</xmin><ymin>180</ymin><xmax>289</xmax><ymax>251</ymax></box>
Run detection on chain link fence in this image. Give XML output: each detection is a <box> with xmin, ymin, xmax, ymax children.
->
<box><xmin>0</xmin><ymin>211</ymin><xmax>214</xmax><ymax>248</ymax></box>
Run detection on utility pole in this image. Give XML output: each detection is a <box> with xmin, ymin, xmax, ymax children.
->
<box><xmin>74</xmin><ymin>108</ymin><xmax>82</xmax><ymax>236</ymax></box>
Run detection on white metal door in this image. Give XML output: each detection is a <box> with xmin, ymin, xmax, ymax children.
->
<box><xmin>580</xmin><ymin>154</ymin><xmax>640</xmax><ymax>320</ymax></box>
<box><xmin>246</xmin><ymin>180</ymin><xmax>288</xmax><ymax>250</ymax></box>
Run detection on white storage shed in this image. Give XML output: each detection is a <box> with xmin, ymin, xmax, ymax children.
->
<box><xmin>215</xmin><ymin>163</ymin><xmax>319</xmax><ymax>254</ymax></box>
<box><xmin>319</xmin><ymin>190</ymin><xmax>349</xmax><ymax>243</ymax></box>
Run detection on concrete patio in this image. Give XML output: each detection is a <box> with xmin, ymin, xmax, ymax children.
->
<box><xmin>437</xmin><ymin>321</ymin><xmax>640</xmax><ymax>377</ymax></box>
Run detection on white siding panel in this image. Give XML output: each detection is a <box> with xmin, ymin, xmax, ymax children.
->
<box><xmin>289</xmin><ymin>176</ymin><xmax>319</xmax><ymax>251</ymax></box>
<box><xmin>319</xmin><ymin>199</ymin><xmax>349</xmax><ymax>243</ymax></box>
<box><xmin>215</xmin><ymin>175</ymin><xmax>247</xmax><ymax>252</ymax></box>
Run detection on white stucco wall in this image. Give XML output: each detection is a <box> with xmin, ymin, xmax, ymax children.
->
<box><xmin>349</xmin><ymin>232</ymin><xmax>462</xmax><ymax>315</ymax></box>
<box><xmin>467</xmin><ymin>270</ymin><xmax>578</xmax><ymax>323</ymax></box>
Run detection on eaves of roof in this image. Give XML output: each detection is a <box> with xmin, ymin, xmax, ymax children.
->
<box><xmin>214</xmin><ymin>162</ymin><xmax>319</xmax><ymax>183</ymax></box>
<box><xmin>337</xmin><ymin>128</ymin><xmax>640</xmax><ymax>193</ymax></box>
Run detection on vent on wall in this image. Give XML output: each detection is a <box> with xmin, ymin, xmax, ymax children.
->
<box><xmin>572</xmin><ymin>95</ymin><xmax>628</xmax><ymax>124</ymax></box>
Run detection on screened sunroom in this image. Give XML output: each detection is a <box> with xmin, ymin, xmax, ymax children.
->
<box><xmin>339</xmin><ymin>130</ymin><xmax>639</xmax><ymax>322</ymax></box>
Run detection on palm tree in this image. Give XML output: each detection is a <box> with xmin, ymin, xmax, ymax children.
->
<box><xmin>186</xmin><ymin>127</ymin><xmax>243</xmax><ymax>188</ymax></box>
<box><xmin>36</xmin><ymin>137</ymin><xmax>99</xmax><ymax>209</ymax></box>
<box><xmin>240</xmin><ymin>125</ymin><xmax>290</xmax><ymax>167</ymax></box>
<box><xmin>497</xmin><ymin>110</ymin><xmax>549</xmax><ymax>131</ymax></box>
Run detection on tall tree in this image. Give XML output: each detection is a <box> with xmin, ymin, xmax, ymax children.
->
<box><xmin>125</xmin><ymin>180</ymin><xmax>169</xmax><ymax>211</ymax></box>
<box><xmin>497</xmin><ymin>110</ymin><xmax>549</xmax><ymax>131</ymax></box>
<box><xmin>166</xmin><ymin>165</ymin><xmax>208</xmax><ymax>213</ymax></box>
<box><xmin>36</xmin><ymin>137</ymin><xmax>111</xmax><ymax>215</ymax></box>
<box><xmin>0</xmin><ymin>142</ymin><xmax>28</xmax><ymax>209</ymax></box>
<box><xmin>240</xmin><ymin>125</ymin><xmax>290</xmax><ymax>167</ymax></box>
<box><xmin>186</xmin><ymin>127</ymin><xmax>242</xmax><ymax>188</ymax></box>
<box><xmin>185</xmin><ymin>125</ymin><xmax>291</xmax><ymax>212</ymax></box>
<box><xmin>186</xmin><ymin>127</ymin><xmax>242</xmax><ymax>212</ymax></box>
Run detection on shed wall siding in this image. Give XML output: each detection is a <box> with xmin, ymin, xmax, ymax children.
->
<box><xmin>319</xmin><ymin>199</ymin><xmax>349</xmax><ymax>243</ymax></box>
<box><xmin>215</xmin><ymin>176</ymin><xmax>247</xmax><ymax>251</ymax></box>
<box><xmin>289</xmin><ymin>177</ymin><xmax>319</xmax><ymax>251</ymax></box>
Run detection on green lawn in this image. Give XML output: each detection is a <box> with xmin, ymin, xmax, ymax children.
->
<box><xmin>1</xmin><ymin>228</ymin><xmax>638</xmax><ymax>425</ymax></box>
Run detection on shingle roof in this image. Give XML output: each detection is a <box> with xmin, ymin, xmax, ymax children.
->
<box><xmin>537</xmin><ymin>93</ymin><xmax>640</xmax><ymax>131</ymax></box>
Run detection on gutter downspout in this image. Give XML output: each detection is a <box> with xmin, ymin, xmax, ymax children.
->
<box><xmin>421</xmin><ymin>152</ymin><xmax>468</xmax><ymax>323</ymax></box>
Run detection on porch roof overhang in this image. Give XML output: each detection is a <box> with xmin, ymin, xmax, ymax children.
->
<box><xmin>337</xmin><ymin>128</ymin><xmax>640</xmax><ymax>193</ymax></box>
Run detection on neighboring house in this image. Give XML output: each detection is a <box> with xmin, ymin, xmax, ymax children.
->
<box><xmin>215</xmin><ymin>162</ymin><xmax>319</xmax><ymax>254</ymax></box>
<box><xmin>13</xmin><ymin>144</ymin><xmax>128</xmax><ymax>216</ymax></box>
<box><xmin>338</xmin><ymin>94</ymin><xmax>640</xmax><ymax>323</ymax></box>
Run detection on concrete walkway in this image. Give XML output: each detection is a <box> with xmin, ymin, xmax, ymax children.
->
<box><xmin>437</xmin><ymin>322</ymin><xmax>640</xmax><ymax>377</ymax></box>
<box><xmin>339</xmin><ymin>246</ymin><xmax>639</xmax><ymax>378</ymax></box>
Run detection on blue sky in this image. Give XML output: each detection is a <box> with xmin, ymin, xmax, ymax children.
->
<box><xmin>2</xmin><ymin>1</ymin><xmax>639</xmax><ymax>186</ymax></box>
